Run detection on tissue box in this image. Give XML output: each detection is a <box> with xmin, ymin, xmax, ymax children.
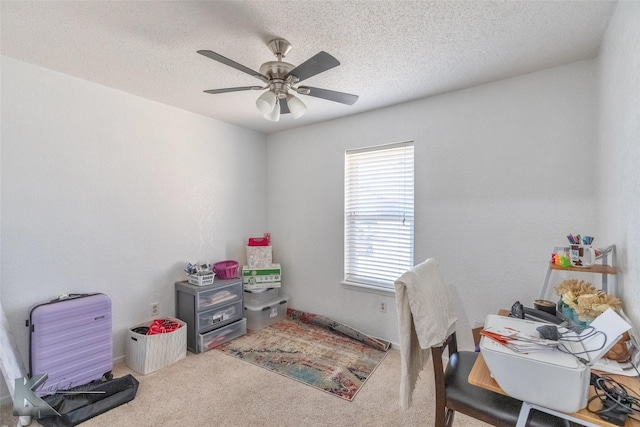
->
<box><xmin>246</xmin><ymin>245</ymin><xmax>272</xmax><ymax>268</ymax></box>
<box><xmin>244</xmin><ymin>282</ymin><xmax>281</xmax><ymax>290</ymax></box>
<box><xmin>242</xmin><ymin>264</ymin><xmax>281</xmax><ymax>288</ymax></box>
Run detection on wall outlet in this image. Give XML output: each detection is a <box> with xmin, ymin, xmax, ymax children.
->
<box><xmin>379</xmin><ymin>301</ymin><xmax>387</xmax><ymax>313</ymax></box>
<box><xmin>151</xmin><ymin>302</ymin><xmax>159</xmax><ymax>316</ymax></box>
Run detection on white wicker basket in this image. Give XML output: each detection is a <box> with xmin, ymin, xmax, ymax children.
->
<box><xmin>125</xmin><ymin>317</ymin><xmax>186</xmax><ymax>375</ymax></box>
<box><xmin>188</xmin><ymin>273</ymin><xmax>215</xmax><ymax>286</ymax></box>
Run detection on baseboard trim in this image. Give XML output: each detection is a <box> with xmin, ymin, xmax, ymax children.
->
<box><xmin>0</xmin><ymin>393</ymin><xmax>11</xmax><ymax>408</ymax></box>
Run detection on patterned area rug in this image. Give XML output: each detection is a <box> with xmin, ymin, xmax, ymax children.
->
<box><xmin>216</xmin><ymin>309</ymin><xmax>390</xmax><ymax>401</ymax></box>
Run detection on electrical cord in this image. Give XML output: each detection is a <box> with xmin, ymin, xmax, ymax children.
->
<box><xmin>586</xmin><ymin>339</ymin><xmax>640</xmax><ymax>426</ymax></box>
<box><xmin>588</xmin><ymin>373</ymin><xmax>640</xmax><ymax>424</ymax></box>
<box><xmin>553</xmin><ymin>325</ymin><xmax>607</xmax><ymax>364</ymax></box>
<box><xmin>587</xmin><ymin>372</ymin><xmax>640</xmax><ymax>425</ymax></box>
<box><xmin>605</xmin><ymin>344</ymin><xmax>640</xmax><ymax>377</ymax></box>
<box><xmin>534</xmin><ymin>319</ymin><xmax>640</xmax><ymax>424</ymax></box>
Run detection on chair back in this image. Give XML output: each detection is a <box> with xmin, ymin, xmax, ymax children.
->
<box><xmin>432</xmin><ymin>332</ymin><xmax>458</xmax><ymax>427</ymax></box>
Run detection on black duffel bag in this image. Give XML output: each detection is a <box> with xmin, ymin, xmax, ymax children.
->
<box><xmin>38</xmin><ymin>374</ymin><xmax>139</xmax><ymax>427</ymax></box>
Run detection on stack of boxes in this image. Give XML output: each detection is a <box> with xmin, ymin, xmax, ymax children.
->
<box><xmin>243</xmin><ymin>235</ymin><xmax>289</xmax><ymax>330</ymax></box>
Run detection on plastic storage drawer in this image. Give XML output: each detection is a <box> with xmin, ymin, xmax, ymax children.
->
<box><xmin>244</xmin><ymin>295</ymin><xmax>289</xmax><ymax>331</ymax></box>
<box><xmin>243</xmin><ymin>287</ymin><xmax>280</xmax><ymax>306</ymax></box>
<box><xmin>198</xmin><ymin>318</ymin><xmax>246</xmax><ymax>352</ymax></box>
<box><xmin>175</xmin><ymin>277</ymin><xmax>244</xmax><ymax>353</ymax></box>
<box><xmin>197</xmin><ymin>300</ymin><xmax>242</xmax><ymax>332</ymax></box>
<box><xmin>197</xmin><ymin>282</ymin><xmax>243</xmax><ymax>310</ymax></box>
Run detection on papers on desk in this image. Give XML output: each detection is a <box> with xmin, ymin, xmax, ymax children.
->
<box><xmin>482</xmin><ymin>309</ymin><xmax>634</xmax><ymax>365</ymax></box>
<box><xmin>577</xmin><ymin>308</ymin><xmax>632</xmax><ymax>363</ymax></box>
<box><xmin>592</xmin><ymin>354</ymin><xmax>638</xmax><ymax>377</ymax></box>
<box><xmin>581</xmin><ymin>308</ymin><xmax>637</xmax><ymax>375</ymax></box>
<box><xmin>480</xmin><ymin>326</ymin><xmax>559</xmax><ymax>353</ymax></box>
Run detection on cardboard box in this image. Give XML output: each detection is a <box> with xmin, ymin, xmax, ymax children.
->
<box><xmin>125</xmin><ymin>317</ymin><xmax>186</xmax><ymax>375</ymax></box>
<box><xmin>246</xmin><ymin>246</ymin><xmax>273</xmax><ymax>268</ymax></box>
<box><xmin>244</xmin><ymin>281</ymin><xmax>281</xmax><ymax>290</ymax></box>
<box><xmin>242</xmin><ymin>264</ymin><xmax>281</xmax><ymax>285</ymax></box>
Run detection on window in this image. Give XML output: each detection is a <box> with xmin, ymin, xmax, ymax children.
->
<box><xmin>344</xmin><ymin>141</ymin><xmax>414</xmax><ymax>291</ymax></box>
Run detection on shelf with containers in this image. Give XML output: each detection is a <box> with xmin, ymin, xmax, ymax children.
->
<box><xmin>539</xmin><ymin>244</ymin><xmax>617</xmax><ymax>302</ymax></box>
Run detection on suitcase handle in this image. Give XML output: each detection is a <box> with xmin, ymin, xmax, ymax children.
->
<box><xmin>50</xmin><ymin>293</ymin><xmax>91</xmax><ymax>302</ymax></box>
<box><xmin>26</xmin><ymin>293</ymin><xmax>100</xmax><ymax>327</ymax></box>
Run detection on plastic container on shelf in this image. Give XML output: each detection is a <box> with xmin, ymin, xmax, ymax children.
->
<box><xmin>243</xmin><ymin>287</ymin><xmax>279</xmax><ymax>306</ymax></box>
<box><xmin>188</xmin><ymin>273</ymin><xmax>215</xmax><ymax>286</ymax></box>
<box><xmin>214</xmin><ymin>260</ymin><xmax>239</xmax><ymax>279</ymax></box>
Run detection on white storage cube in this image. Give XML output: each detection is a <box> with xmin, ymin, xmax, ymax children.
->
<box><xmin>125</xmin><ymin>317</ymin><xmax>187</xmax><ymax>375</ymax></box>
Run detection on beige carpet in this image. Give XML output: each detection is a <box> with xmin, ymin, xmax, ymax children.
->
<box><xmin>1</xmin><ymin>348</ymin><xmax>489</xmax><ymax>427</ymax></box>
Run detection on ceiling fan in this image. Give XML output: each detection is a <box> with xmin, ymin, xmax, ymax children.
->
<box><xmin>198</xmin><ymin>39</ymin><xmax>359</xmax><ymax>122</ymax></box>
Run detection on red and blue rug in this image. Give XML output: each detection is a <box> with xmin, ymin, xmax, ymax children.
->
<box><xmin>216</xmin><ymin>309</ymin><xmax>390</xmax><ymax>401</ymax></box>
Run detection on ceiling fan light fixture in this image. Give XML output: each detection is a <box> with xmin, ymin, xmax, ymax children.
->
<box><xmin>287</xmin><ymin>94</ymin><xmax>307</xmax><ymax>119</ymax></box>
<box><xmin>256</xmin><ymin>90</ymin><xmax>277</xmax><ymax>114</ymax></box>
<box><xmin>263</xmin><ymin>100</ymin><xmax>281</xmax><ymax>122</ymax></box>
<box><xmin>199</xmin><ymin>39</ymin><xmax>359</xmax><ymax>124</ymax></box>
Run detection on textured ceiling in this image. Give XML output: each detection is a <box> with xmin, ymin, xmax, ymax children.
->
<box><xmin>1</xmin><ymin>1</ymin><xmax>616</xmax><ymax>135</ymax></box>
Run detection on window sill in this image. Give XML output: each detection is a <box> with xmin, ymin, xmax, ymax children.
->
<box><xmin>341</xmin><ymin>281</ymin><xmax>396</xmax><ymax>296</ymax></box>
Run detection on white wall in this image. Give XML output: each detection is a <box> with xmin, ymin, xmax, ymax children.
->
<box><xmin>267</xmin><ymin>60</ymin><xmax>597</xmax><ymax>345</ymax></box>
<box><xmin>596</xmin><ymin>1</ymin><xmax>640</xmax><ymax>330</ymax></box>
<box><xmin>3</xmin><ymin>4</ymin><xmax>637</xmax><ymax>397</ymax></box>
<box><xmin>0</xmin><ymin>57</ymin><xmax>268</xmax><ymax>373</ymax></box>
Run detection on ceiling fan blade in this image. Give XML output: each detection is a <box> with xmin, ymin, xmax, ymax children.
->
<box><xmin>280</xmin><ymin>98</ymin><xmax>291</xmax><ymax>114</ymax></box>
<box><xmin>197</xmin><ymin>50</ymin><xmax>269</xmax><ymax>83</ymax></box>
<box><xmin>299</xmin><ymin>86</ymin><xmax>359</xmax><ymax>105</ymax></box>
<box><xmin>204</xmin><ymin>86</ymin><xmax>262</xmax><ymax>94</ymax></box>
<box><xmin>285</xmin><ymin>51</ymin><xmax>340</xmax><ymax>83</ymax></box>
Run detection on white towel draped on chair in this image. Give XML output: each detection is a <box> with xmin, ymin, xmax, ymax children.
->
<box><xmin>395</xmin><ymin>258</ymin><xmax>457</xmax><ymax>409</ymax></box>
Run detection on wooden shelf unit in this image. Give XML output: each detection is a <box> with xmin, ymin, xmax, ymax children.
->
<box><xmin>539</xmin><ymin>244</ymin><xmax>617</xmax><ymax>299</ymax></box>
<box><xmin>548</xmin><ymin>262</ymin><xmax>617</xmax><ymax>275</ymax></box>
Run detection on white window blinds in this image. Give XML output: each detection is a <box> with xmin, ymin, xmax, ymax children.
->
<box><xmin>344</xmin><ymin>141</ymin><xmax>414</xmax><ymax>290</ymax></box>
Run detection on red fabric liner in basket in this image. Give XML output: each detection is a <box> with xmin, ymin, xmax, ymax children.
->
<box><xmin>214</xmin><ymin>260</ymin><xmax>239</xmax><ymax>279</ymax></box>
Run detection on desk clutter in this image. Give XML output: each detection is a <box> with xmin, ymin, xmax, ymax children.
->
<box><xmin>476</xmin><ymin>239</ymin><xmax>639</xmax><ymax>425</ymax></box>
<box><xmin>551</xmin><ymin>233</ymin><xmax>602</xmax><ymax>268</ymax></box>
<box><xmin>555</xmin><ymin>279</ymin><xmax>622</xmax><ymax>325</ymax></box>
<box><xmin>589</xmin><ymin>372</ymin><xmax>640</xmax><ymax>426</ymax></box>
<box><xmin>480</xmin><ymin>312</ymin><xmax>633</xmax><ymax>414</ymax></box>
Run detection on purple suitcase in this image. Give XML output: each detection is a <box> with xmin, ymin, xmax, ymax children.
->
<box><xmin>28</xmin><ymin>293</ymin><xmax>113</xmax><ymax>396</ymax></box>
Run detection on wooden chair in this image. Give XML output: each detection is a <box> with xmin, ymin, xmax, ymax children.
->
<box><xmin>431</xmin><ymin>331</ymin><xmax>569</xmax><ymax>427</ymax></box>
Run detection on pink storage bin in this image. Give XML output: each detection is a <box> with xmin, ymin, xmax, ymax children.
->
<box><xmin>214</xmin><ymin>260</ymin><xmax>239</xmax><ymax>279</ymax></box>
